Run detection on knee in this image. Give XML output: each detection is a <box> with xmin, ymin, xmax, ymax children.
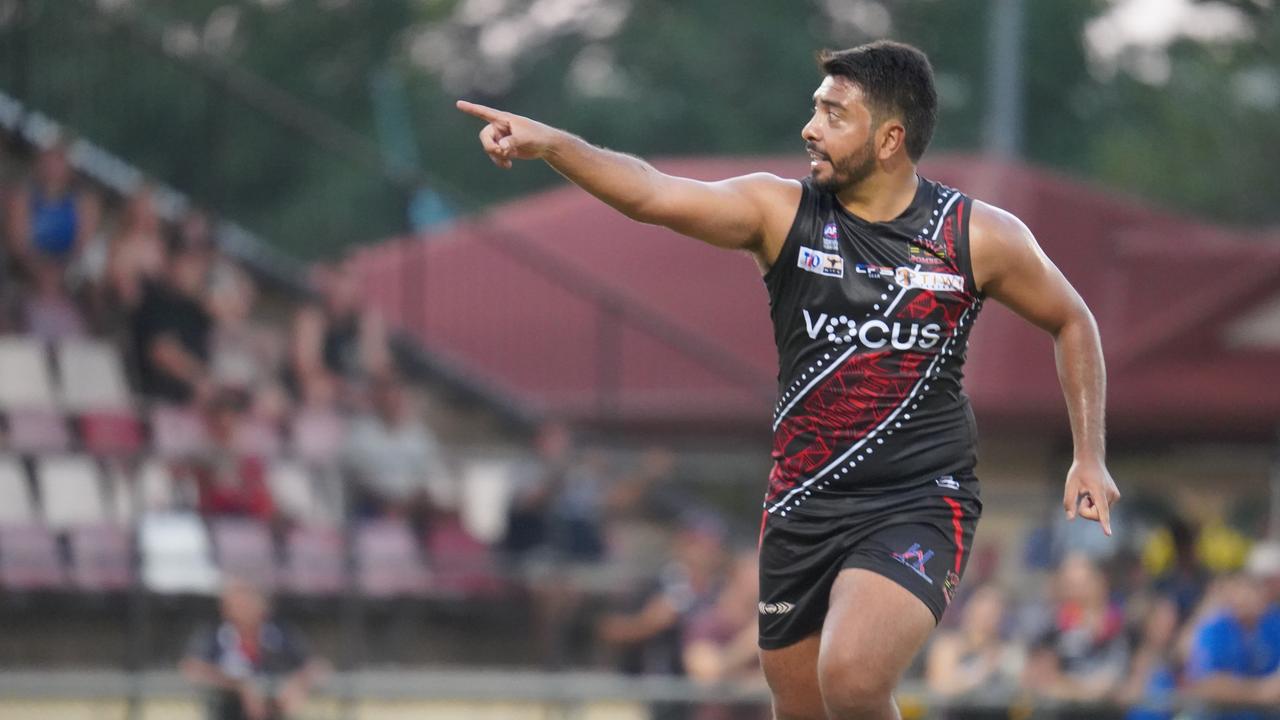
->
<box><xmin>818</xmin><ymin>651</ymin><xmax>896</xmax><ymax>719</ymax></box>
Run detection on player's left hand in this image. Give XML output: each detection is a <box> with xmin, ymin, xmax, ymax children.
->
<box><xmin>1063</xmin><ymin>458</ymin><xmax>1120</xmax><ymax>536</ymax></box>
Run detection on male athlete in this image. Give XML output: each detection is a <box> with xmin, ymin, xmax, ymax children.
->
<box><xmin>458</xmin><ymin>40</ymin><xmax>1119</xmax><ymax>720</ymax></box>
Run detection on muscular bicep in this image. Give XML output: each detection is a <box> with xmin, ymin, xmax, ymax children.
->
<box><xmin>638</xmin><ymin>172</ymin><xmax>799</xmax><ymax>261</ymax></box>
<box><xmin>971</xmin><ymin>201</ymin><xmax>1087</xmax><ymax>335</ymax></box>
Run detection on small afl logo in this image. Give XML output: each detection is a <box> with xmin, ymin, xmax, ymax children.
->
<box><xmin>758</xmin><ymin>601</ymin><xmax>796</xmax><ymax>616</ymax></box>
<box><xmin>821</xmin><ymin>222</ymin><xmax>839</xmax><ymax>250</ymax></box>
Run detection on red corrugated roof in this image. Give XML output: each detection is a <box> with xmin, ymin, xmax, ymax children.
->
<box><xmin>348</xmin><ymin>154</ymin><xmax>1280</xmax><ymax>439</ymax></box>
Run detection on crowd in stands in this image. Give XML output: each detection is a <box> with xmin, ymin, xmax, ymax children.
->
<box><xmin>5</xmin><ymin>137</ymin><xmax>1280</xmax><ymax>720</ymax></box>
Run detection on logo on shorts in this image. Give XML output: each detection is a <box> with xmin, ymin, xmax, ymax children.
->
<box><xmin>943</xmin><ymin>571</ymin><xmax>961</xmax><ymax>605</ymax></box>
<box><xmin>891</xmin><ymin>543</ymin><xmax>934</xmax><ymax>584</ymax></box>
<box><xmin>934</xmin><ymin>475</ymin><xmax>959</xmax><ymax>491</ymax></box>
<box><xmin>821</xmin><ymin>222</ymin><xmax>839</xmax><ymax>250</ymax></box>
<box><xmin>798</xmin><ymin>247</ymin><xmax>844</xmax><ymax>278</ymax></box>
<box><xmin>758</xmin><ymin>601</ymin><xmax>796</xmax><ymax>616</ymax></box>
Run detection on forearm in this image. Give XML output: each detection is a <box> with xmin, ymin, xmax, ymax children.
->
<box><xmin>180</xmin><ymin>658</ymin><xmax>245</xmax><ymax>691</ymax></box>
<box><xmin>543</xmin><ymin>132</ymin><xmax>665</xmax><ymax>222</ymax></box>
<box><xmin>1054</xmin><ymin>309</ymin><xmax>1106</xmax><ymax>462</ymax></box>
<box><xmin>1186</xmin><ymin>674</ymin><xmax>1266</xmax><ymax>705</ymax></box>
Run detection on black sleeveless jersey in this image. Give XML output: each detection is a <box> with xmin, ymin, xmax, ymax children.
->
<box><xmin>763</xmin><ymin>175</ymin><xmax>984</xmax><ymax>519</ymax></box>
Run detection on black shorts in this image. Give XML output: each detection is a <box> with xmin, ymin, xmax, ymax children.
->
<box><xmin>757</xmin><ymin>471</ymin><xmax>982</xmax><ymax>650</ymax></box>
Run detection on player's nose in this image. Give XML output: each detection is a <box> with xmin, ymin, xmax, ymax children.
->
<box><xmin>801</xmin><ymin>118</ymin><xmax>820</xmax><ymax>144</ymax></box>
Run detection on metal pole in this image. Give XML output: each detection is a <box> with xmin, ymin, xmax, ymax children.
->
<box><xmin>984</xmin><ymin>0</ymin><xmax>1025</xmax><ymax>158</ymax></box>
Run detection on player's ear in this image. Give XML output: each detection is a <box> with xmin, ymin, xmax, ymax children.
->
<box><xmin>877</xmin><ymin>119</ymin><xmax>906</xmax><ymax>161</ymax></box>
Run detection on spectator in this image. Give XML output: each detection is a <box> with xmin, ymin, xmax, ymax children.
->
<box><xmin>104</xmin><ymin>184</ymin><xmax>166</xmax><ymax>311</ymax></box>
<box><xmin>598</xmin><ymin>514</ymin><xmax>729</xmax><ymax>676</ymax></box>
<box><xmin>341</xmin><ymin>373</ymin><xmax>452</xmax><ymax>520</ymax></box>
<box><xmin>1023</xmin><ymin>552</ymin><xmax>1131</xmax><ymax>704</ymax></box>
<box><xmin>1183</xmin><ymin>565</ymin><xmax>1280</xmax><ymax>719</ymax></box>
<box><xmin>287</xmin><ymin>264</ymin><xmax>392</xmax><ymax>408</ymax></box>
<box><xmin>187</xmin><ymin>391</ymin><xmax>276</xmax><ymax>524</ymax></box>
<box><xmin>926</xmin><ymin>584</ymin><xmax>1021</xmax><ymax>709</ymax></box>
<box><xmin>1117</xmin><ymin>594</ymin><xmax>1181</xmax><ymax>720</ymax></box>
<box><xmin>682</xmin><ymin>548</ymin><xmax>766</xmax><ymax>720</ymax></box>
<box><xmin>501</xmin><ymin>422</ymin><xmax>616</xmax><ymax>563</ymax></box>
<box><xmin>683</xmin><ymin>547</ymin><xmax>761</xmax><ymax>681</ymax></box>
<box><xmin>4</xmin><ymin>139</ymin><xmax>100</xmax><ymax>284</ymax></box>
<box><xmin>131</xmin><ymin>241</ymin><xmax>213</xmax><ymax>404</ymax></box>
<box><xmin>208</xmin><ymin>263</ymin><xmax>289</xmax><ymax>421</ymax></box>
<box><xmin>180</xmin><ymin>578</ymin><xmax>324</xmax><ymax>720</ymax></box>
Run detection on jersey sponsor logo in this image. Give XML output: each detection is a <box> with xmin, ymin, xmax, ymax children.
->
<box><xmin>758</xmin><ymin>601</ymin><xmax>795</xmax><ymax>616</ymax></box>
<box><xmin>934</xmin><ymin>475</ymin><xmax>960</xmax><ymax>490</ymax></box>
<box><xmin>798</xmin><ymin>247</ymin><xmax>844</xmax><ymax>278</ymax></box>
<box><xmin>854</xmin><ymin>263</ymin><xmax>895</xmax><ymax>280</ymax></box>
<box><xmin>802</xmin><ymin>309</ymin><xmax>942</xmax><ymax>350</ymax></box>
<box><xmin>821</xmin><ymin>222</ymin><xmax>839</xmax><ymax>250</ymax></box>
<box><xmin>894</xmin><ymin>267</ymin><xmax>965</xmax><ymax>293</ymax></box>
<box><xmin>912</xmin><ymin>235</ymin><xmax>949</xmax><ymax>258</ymax></box>
<box><xmin>910</xmin><ymin>244</ymin><xmax>948</xmax><ymax>265</ymax></box>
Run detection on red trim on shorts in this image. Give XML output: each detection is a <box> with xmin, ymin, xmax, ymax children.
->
<box><xmin>943</xmin><ymin>496</ymin><xmax>965</xmax><ymax>573</ymax></box>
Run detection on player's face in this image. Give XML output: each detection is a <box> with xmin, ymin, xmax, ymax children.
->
<box><xmin>802</xmin><ymin>76</ymin><xmax>878</xmax><ymax>192</ymax></box>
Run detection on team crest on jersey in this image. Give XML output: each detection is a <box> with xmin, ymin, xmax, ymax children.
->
<box><xmin>821</xmin><ymin>222</ymin><xmax>839</xmax><ymax>250</ymax></box>
<box><xmin>894</xmin><ymin>267</ymin><xmax>965</xmax><ymax>293</ymax></box>
<box><xmin>798</xmin><ymin>247</ymin><xmax>844</xmax><ymax>278</ymax></box>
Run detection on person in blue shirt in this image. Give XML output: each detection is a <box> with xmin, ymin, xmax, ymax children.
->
<box><xmin>1184</xmin><ymin>571</ymin><xmax>1280</xmax><ymax>720</ymax></box>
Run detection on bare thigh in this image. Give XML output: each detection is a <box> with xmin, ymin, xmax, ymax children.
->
<box><xmin>760</xmin><ymin>633</ymin><xmax>826</xmax><ymax>720</ymax></box>
<box><xmin>817</xmin><ymin>568</ymin><xmax>937</xmax><ymax>718</ymax></box>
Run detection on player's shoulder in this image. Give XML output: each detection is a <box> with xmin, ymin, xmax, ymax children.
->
<box><xmin>968</xmin><ymin>198</ymin><xmax>1034</xmax><ymax>249</ymax></box>
<box><xmin>727</xmin><ymin>172</ymin><xmax>803</xmax><ymax>206</ymax></box>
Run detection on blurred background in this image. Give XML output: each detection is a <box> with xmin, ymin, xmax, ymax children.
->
<box><xmin>0</xmin><ymin>0</ymin><xmax>1278</xmax><ymax>718</ymax></box>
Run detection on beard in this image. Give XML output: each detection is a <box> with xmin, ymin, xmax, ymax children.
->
<box><xmin>810</xmin><ymin>136</ymin><xmax>877</xmax><ymax>193</ymax></box>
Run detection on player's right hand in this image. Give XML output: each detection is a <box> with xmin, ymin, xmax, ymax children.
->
<box><xmin>455</xmin><ymin>100</ymin><xmax>556</xmax><ymax>169</ymax></box>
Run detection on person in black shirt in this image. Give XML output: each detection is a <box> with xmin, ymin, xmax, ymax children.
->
<box><xmin>131</xmin><ymin>242</ymin><xmax>213</xmax><ymax>404</ymax></box>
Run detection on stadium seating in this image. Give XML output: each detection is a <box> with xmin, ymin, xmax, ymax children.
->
<box><xmin>0</xmin><ymin>337</ymin><xmax>57</xmax><ymax>411</ymax></box>
<box><xmin>37</xmin><ymin>455</ymin><xmax>107</xmax><ymax>529</ymax></box>
<box><xmin>0</xmin><ymin>456</ymin><xmax>37</xmax><ymax>525</ymax></box>
<box><xmin>79</xmin><ymin>411</ymin><xmax>145</xmax><ymax>457</ymax></box>
<box><xmin>6</xmin><ymin>408</ymin><xmax>71</xmax><ymax>454</ymax></box>
<box><xmin>0</xmin><ymin>524</ymin><xmax>64</xmax><ymax>590</ymax></box>
<box><xmin>281</xmin><ymin>525</ymin><xmax>345</xmax><ymax>596</ymax></box>
<box><xmin>138</xmin><ymin>513</ymin><xmax>219</xmax><ymax>594</ymax></box>
<box><xmin>67</xmin><ymin>523</ymin><xmax>132</xmax><ymax>592</ymax></box>
<box><xmin>54</xmin><ymin>338</ymin><xmax>131</xmax><ymax>411</ymax></box>
<box><xmin>210</xmin><ymin>518</ymin><xmax>277</xmax><ymax>592</ymax></box>
<box><xmin>354</xmin><ymin>519</ymin><xmax>429</xmax><ymax>599</ymax></box>
<box><xmin>149</xmin><ymin>405</ymin><xmax>208</xmax><ymax>458</ymax></box>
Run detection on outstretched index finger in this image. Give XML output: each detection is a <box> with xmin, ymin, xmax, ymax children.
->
<box><xmin>456</xmin><ymin>100</ymin><xmax>509</xmax><ymax>126</ymax></box>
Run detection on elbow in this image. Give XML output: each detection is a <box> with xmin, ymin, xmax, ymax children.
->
<box><xmin>1052</xmin><ymin>302</ymin><xmax>1098</xmax><ymax>341</ymax></box>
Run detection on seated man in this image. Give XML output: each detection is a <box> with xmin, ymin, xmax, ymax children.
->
<box><xmin>342</xmin><ymin>373</ymin><xmax>452</xmax><ymax>519</ymax></box>
<box><xmin>131</xmin><ymin>242</ymin><xmax>214</xmax><ymax>404</ymax></box>
<box><xmin>181</xmin><ymin>578</ymin><xmax>325</xmax><ymax>720</ymax></box>
<box><xmin>1184</xmin><ymin>569</ymin><xmax>1280</xmax><ymax>720</ymax></box>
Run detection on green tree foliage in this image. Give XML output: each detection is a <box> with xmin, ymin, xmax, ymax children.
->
<box><xmin>0</xmin><ymin>0</ymin><xmax>1273</xmax><ymax>259</ymax></box>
